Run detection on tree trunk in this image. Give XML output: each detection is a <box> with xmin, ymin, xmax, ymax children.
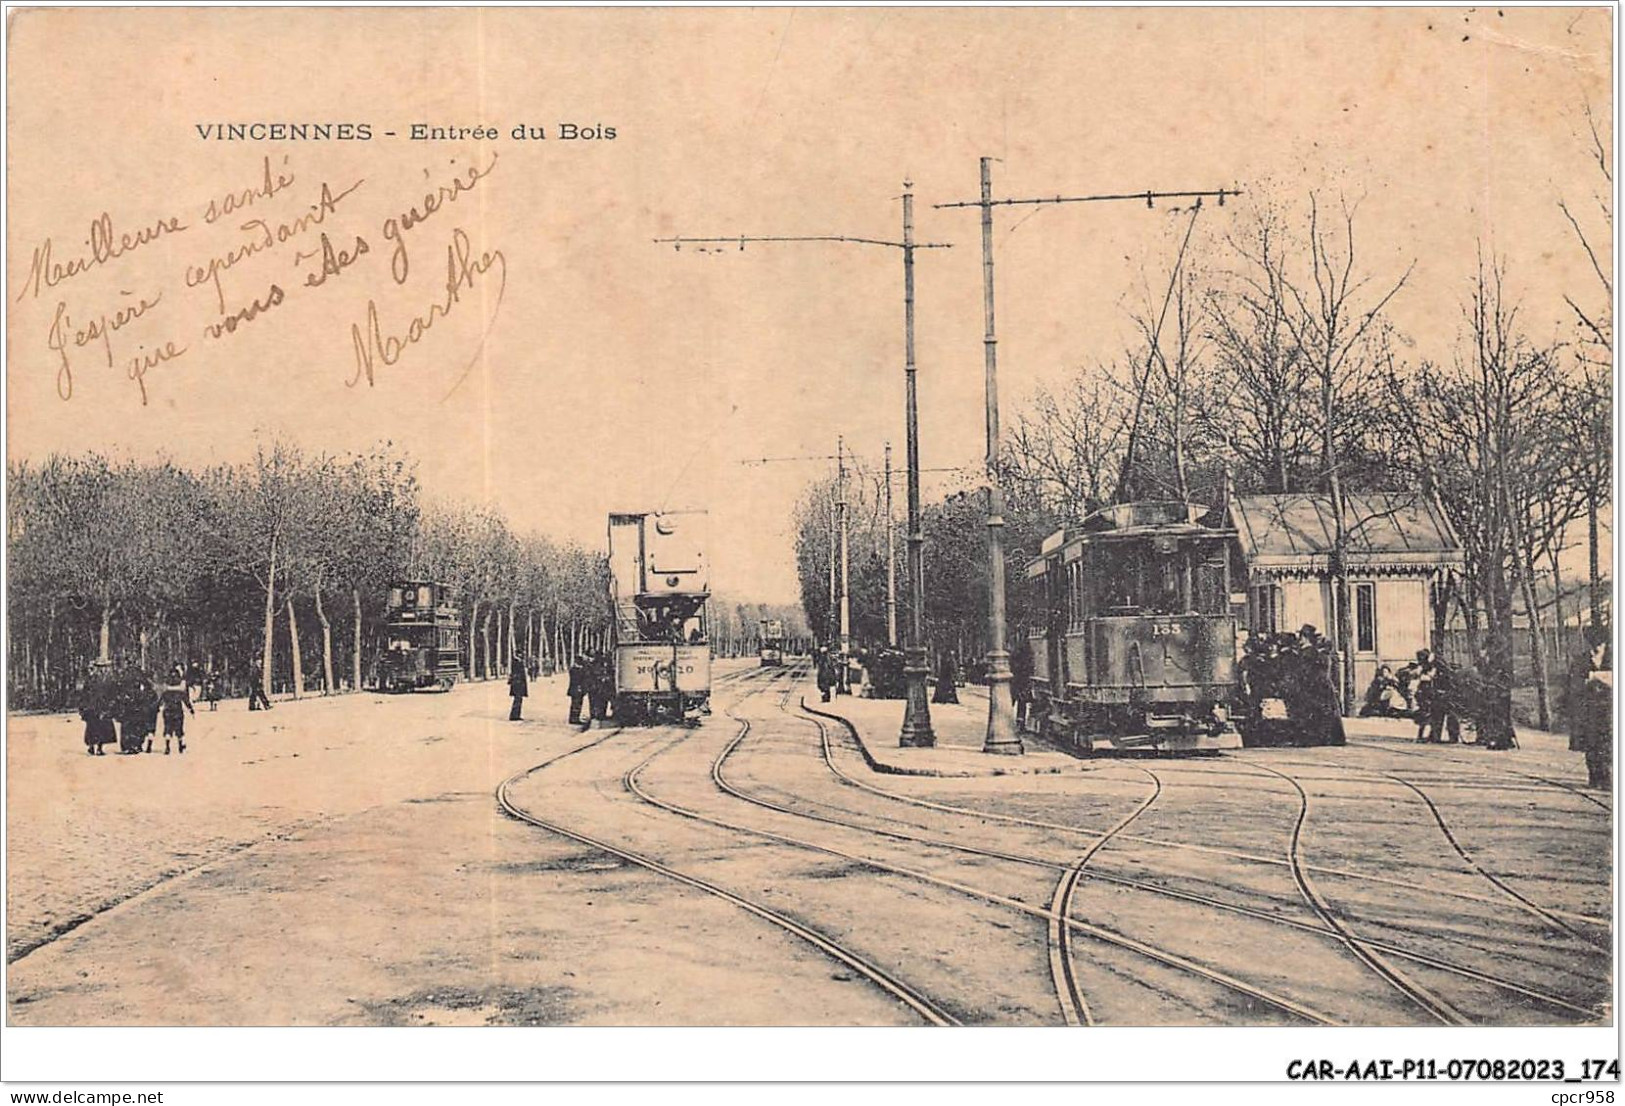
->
<box><xmin>1588</xmin><ymin>492</ymin><xmax>1604</xmax><ymax>631</ymax></box>
<box><xmin>261</xmin><ymin>536</ymin><xmax>278</xmax><ymax>700</ymax></box>
<box><xmin>286</xmin><ymin>596</ymin><xmax>305</xmax><ymax>699</ymax></box>
<box><xmin>1481</xmin><ymin>549</ymin><xmax>1517</xmax><ymax>745</ymax></box>
<box><xmin>482</xmin><ymin>608</ymin><xmax>495</xmax><ymax>679</ymax></box>
<box><xmin>1548</xmin><ymin>546</ymin><xmax>1567</xmax><ymax>665</ymax></box>
<box><xmin>467</xmin><ymin>600</ymin><xmax>480</xmax><ymax>679</ymax></box>
<box><xmin>314</xmin><ymin>585</ymin><xmax>335</xmax><ymax>694</ymax></box>
<box><xmin>352</xmin><ymin>588</ymin><xmax>364</xmax><ymax>692</ymax></box>
<box><xmin>1515</xmin><ymin>548</ymin><xmax>1552</xmax><ymax>730</ymax></box>
<box><xmin>98</xmin><ymin>581</ymin><xmax>114</xmax><ymax>659</ymax></box>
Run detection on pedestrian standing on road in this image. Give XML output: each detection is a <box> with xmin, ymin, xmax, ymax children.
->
<box><xmin>815</xmin><ymin>647</ymin><xmax>837</xmax><ymax>703</ymax></box>
<box><xmin>204</xmin><ymin>669</ymin><xmax>221</xmax><ymax>711</ymax></box>
<box><xmin>567</xmin><ymin>653</ymin><xmax>588</xmax><ymax>724</ymax></box>
<box><xmin>79</xmin><ymin>660</ymin><xmax>116</xmax><ymax>755</ymax></box>
<box><xmin>932</xmin><ymin>652</ymin><xmax>959</xmax><ymax>705</ymax></box>
<box><xmin>1010</xmin><ymin>638</ymin><xmax>1035</xmax><ymax>730</ymax></box>
<box><xmin>587</xmin><ymin>651</ymin><xmax>613</xmax><ymax>725</ymax></box>
<box><xmin>508</xmin><ymin>654</ymin><xmax>529</xmax><ymax>721</ymax></box>
<box><xmin>1567</xmin><ymin>629</ymin><xmax>1612</xmax><ymax>789</ymax></box>
<box><xmin>1292</xmin><ymin>625</ymin><xmax>1345</xmax><ymax>746</ymax></box>
<box><xmin>160</xmin><ymin>664</ymin><xmax>195</xmax><ymax>755</ymax></box>
<box><xmin>247</xmin><ymin>661</ymin><xmax>273</xmax><ymax>711</ymax></box>
<box><xmin>185</xmin><ymin>660</ymin><xmax>204</xmax><ymax>704</ymax></box>
<box><xmin>114</xmin><ymin>663</ymin><xmax>159</xmax><ymax>755</ymax></box>
<box><xmin>1413</xmin><ymin>649</ymin><xmax>1462</xmax><ymax>745</ymax></box>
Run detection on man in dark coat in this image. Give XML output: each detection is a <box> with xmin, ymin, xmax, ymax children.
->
<box><xmin>932</xmin><ymin>652</ymin><xmax>960</xmax><ymax>705</ymax></box>
<box><xmin>567</xmin><ymin>654</ymin><xmax>589</xmax><ymax>724</ymax></box>
<box><xmin>247</xmin><ymin>661</ymin><xmax>273</xmax><ymax>711</ymax></box>
<box><xmin>1010</xmin><ymin>639</ymin><xmax>1035</xmax><ymax>729</ymax></box>
<box><xmin>815</xmin><ymin>647</ymin><xmax>837</xmax><ymax>702</ymax></box>
<box><xmin>1567</xmin><ymin>631</ymin><xmax>1612</xmax><ymax>788</ymax></box>
<box><xmin>587</xmin><ymin>651</ymin><xmax>614</xmax><ymax>724</ymax></box>
<box><xmin>79</xmin><ymin>661</ymin><xmax>116</xmax><ymax>755</ymax></box>
<box><xmin>1414</xmin><ymin>649</ymin><xmax>1462</xmax><ymax>745</ymax></box>
<box><xmin>508</xmin><ymin>654</ymin><xmax>529</xmax><ymax>721</ymax></box>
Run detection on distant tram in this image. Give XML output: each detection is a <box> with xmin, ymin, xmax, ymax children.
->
<box><xmin>378</xmin><ymin>581</ymin><xmax>463</xmax><ymax>692</ymax></box>
<box><xmin>759</xmin><ymin>619</ymin><xmax>786</xmax><ymax>667</ymax></box>
<box><xmin>608</xmin><ymin>510</ymin><xmax>712</xmax><ymax>723</ymax></box>
<box><xmin>1025</xmin><ymin>501</ymin><xmax>1240</xmax><ymax>752</ymax></box>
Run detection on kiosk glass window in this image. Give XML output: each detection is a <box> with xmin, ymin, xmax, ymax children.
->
<box><xmin>1355</xmin><ymin>582</ymin><xmax>1377</xmax><ymax>653</ymax></box>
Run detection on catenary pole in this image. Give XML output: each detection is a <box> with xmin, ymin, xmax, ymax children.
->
<box><xmin>659</xmin><ymin>192</ymin><xmax>951</xmax><ymax>743</ymax></box>
<box><xmin>937</xmin><ymin>164</ymin><xmax>1238</xmax><ymax>756</ymax></box>
<box><xmin>885</xmin><ymin>441</ymin><xmax>898</xmax><ymax>648</ymax></box>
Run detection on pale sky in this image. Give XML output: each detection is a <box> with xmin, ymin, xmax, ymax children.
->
<box><xmin>6</xmin><ymin>7</ymin><xmax>1612</xmax><ymax>603</ymax></box>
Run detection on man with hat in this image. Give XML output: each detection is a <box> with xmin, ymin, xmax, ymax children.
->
<box><xmin>508</xmin><ymin>653</ymin><xmax>529</xmax><ymax>721</ymax></box>
<box><xmin>1567</xmin><ymin>627</ymin><xmax>1612</xmax><ymax>788</ymax></box>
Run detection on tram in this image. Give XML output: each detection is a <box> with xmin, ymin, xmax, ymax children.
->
<box><xmin>759</xmin><ymin>619</ymin><xmax>786</xmax><ymax>667</ymax></box>
<box><xmin>607</xmin><ymin>510</ymin><xmax>712</xmax><ymax>723</ymax></box>
<box><xmin>378</xmin><ymin>581</ymin><xmax>463</xmax><ymax>692</ymax></box>
<box><xmin>1024</xmin><ymin>501</ymin><xmax>1240</xmax><ymax>752</ymax></box>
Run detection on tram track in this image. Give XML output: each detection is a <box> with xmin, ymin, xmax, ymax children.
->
<box><xmin>624</xmin><ymin>682</ymin><xmax>1341</xmax><ymax>1026</ymax></box>
<box><xmin>501</xmin><ymin>665</ymin><xmax>1605</xmax><ymax>1026</ymax></box>
<box><xmin>1245</xmin><ymin>761</ymin><xmax>1467</xmax><ymax>1025</ymax></box>
<box><xmin>1345</xmin><ymin>739</ymin><xmax>1612</xmax><ymax>813</ymax></box>
<box><xmin>801</xmin><ymin>699</ymin><xmax>1607</xmax><ymax>928</ymax></box>
<box><xmin>1382</xmin><ymin>772</ymin><xmax>1610</xmax><ymax>952</ymax></box>
<box><xmin>788</xmin><ymin>696</ymin><xmax>1604</xmax><ymax>1020</ymax></box>
<box><xmin>498</xmin><ymin>667</ymin><xmax>958</xmax><ymax>1027</ymax></box>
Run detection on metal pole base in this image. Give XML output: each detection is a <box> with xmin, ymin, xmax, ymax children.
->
<box><xmin>899</xmin><ymin>652</ymin><xmax>935</xmax><ymax>747</ymax></box>
<box><xmin>983</xmin><ymin>668</ymin><xmax>1024</xmax><ymax>755</ymax></box>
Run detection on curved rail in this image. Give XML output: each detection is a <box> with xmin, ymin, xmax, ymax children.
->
<box><xmin>1386</xmin><ymin>773</ymin><xmax>1609</xmax><ymax>952</ymax></box>
<box><xmin>802</xmin><ymin>699</ymin><xmax>1607</xmax><ymax>927</ymax></box>
<box><xmin>1346</xmin><ymin>739</ymin><xmax>1612</xmax><ymax>814</ymax></box>
<box><xmin>647</xmin><ymin>695</ymin><xmax>1338</xmax><ymax>1026</ymax></box>
<box><xmin>1048</xmin><ymin>767</ymin><xmax>1161</xmax><ymax>1026</ymax></box>
<box><xmin>792</xmin><ymin>700</ymin><xmax>1602</xmax><ymax>1019</ymax></box>
<box><xmin>1246</xmin><ymin>762</ymin><xmax>1467</xmax><ymax>1025</ymax></box>
<box><xmin>499</xmin><ymin>673</ymin><xmax>956</xmax><ymax>1027</ymax></box>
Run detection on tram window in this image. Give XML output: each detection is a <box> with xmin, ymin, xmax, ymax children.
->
<box><xmin>389</xmin><ymin>587</ymin><xmax>403</xmax><ymax>609</ymax></box>
<box><xmin>418</xmin><ymin>585</ymin><xmax>433</xmax><ymax>608</ymax></box>
<box><xmin>1142</xmin><ymin>554</ymin><xmax>1182</xmax><ymax>615</ymax></box>
<box><xmin>1196</xmin><ymin>556</ymin><xmax>1228</xmax><ymax>614</ymax></box>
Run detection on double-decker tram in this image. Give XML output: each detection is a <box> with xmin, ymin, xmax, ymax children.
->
<box><xmin>759</xmin><ymin>619</ymin><xmax>786</xmax><ymax>667</ymax></box>
<box><xmin>378</xmin><ymin>580</ymin><xmax>463</xmax><ymax>692</ymax></box>
<box><xmin>1025</xmin><ymin>501</ymin><xmax>1240</xmax><ymax>752</ymax></box>
<box><xmin>608</xmin><ymin>510</ymin><xmax>712</xmax><ymax>724</ymax></box>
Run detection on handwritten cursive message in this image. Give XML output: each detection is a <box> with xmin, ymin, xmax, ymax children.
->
<box><xmin>16</xmin><ymin>149</ymin><xmax>510</xmax><ymax>406</ymax></box>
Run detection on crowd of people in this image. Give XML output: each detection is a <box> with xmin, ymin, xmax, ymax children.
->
<box><xmin>505</xmin><ymin>649</ymin><xmax>619</xmax><ymax>725</ymax></box>
<box><xmin>72</xmin><ymin>624</ymin><xmax>1612</xmax><ymax>791</ymax></box>
<box><xmin>78</xmin><ymin>660</ymin><xmax>214</xmax><ymax>756</ymax></box>
<box><xmin>1237</xmin><ymin>625</ymin><xmax>1347</xmax><ymax>745</ymax></box>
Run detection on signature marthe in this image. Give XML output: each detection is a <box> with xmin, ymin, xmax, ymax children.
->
<box><xmin>347</xmin><ymin>226</ymin><xmax>507</xmax><ymax>393</ymax></box>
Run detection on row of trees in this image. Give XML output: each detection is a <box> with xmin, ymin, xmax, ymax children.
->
<box><xmin>794</xmin><ymin>170</ymin><xmax>1612</xmax><ymax>735</ymax></box>
<box><xmin>7</xmin><ymin>443</ymin><xmax>615</xmax><ymax>710</ymax></box>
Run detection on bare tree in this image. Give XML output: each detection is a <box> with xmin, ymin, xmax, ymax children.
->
<box><xmin>1280</xmin><ymin>193</ymin><xmax>1414</xmax><ymax>710</ymax></box>
<box><xmin>1204</xmin><ymin>206</ymin><xmax>1317</xmax><ymax>493</ymax></box>
<box><xmin>1395</xmin><ymin>253</ymin><xmax>1561</xmax><ymax>741</ymax></box>
<box><xmin>1559</xmin><ymin>100</ymin><xmax>1613</xmax><ymax>633</ymax></box>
